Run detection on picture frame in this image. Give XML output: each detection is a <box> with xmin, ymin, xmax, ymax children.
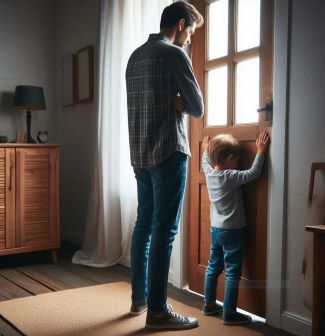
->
<box><xmin>62</xmin><ymin>54</ymin><xmax>76</xmax><ymax>107</ymax></box>
<box><xmin>76</xmin><ymin>45</ymin><xmax>94</xmax><ymax>103</ymax></box>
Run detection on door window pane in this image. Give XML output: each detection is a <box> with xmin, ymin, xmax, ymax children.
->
<box><xmin>235</xmin><ymin>57</ymin><xmax>259</xmax><ymax>124</ymax></box>
<box><xmin>237</xmin><ymin>0</ymin><xmax>260</xmax><ymax>52</ymax></box>
<box><xmin>208</xmin><ymin>0</ymin><xmax>228</xmax><ymax>60</ymax></box>
<box><xmin>207</xmin><ymin>66</ymin><xmax>228</xmax><ymax>126</ymax></box>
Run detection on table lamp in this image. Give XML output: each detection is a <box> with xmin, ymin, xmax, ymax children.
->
<box><xmin>14</xmin><ymin>85</ymin><xmax>46</xmax><ymax>143</ymax></box>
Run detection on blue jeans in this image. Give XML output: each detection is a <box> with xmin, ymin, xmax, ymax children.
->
<box><xmin>204</xmin><ymin>227</ymin><xmax>245</xmax><ymax>312</ymax></box>
<box><xmin>131</xmin><ymin>152</ymin><xmax>188</xmax><ymax>312</ymax></box>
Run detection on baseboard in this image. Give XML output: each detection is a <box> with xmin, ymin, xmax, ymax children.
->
<box><xmin>281</xmin><ymin>311</ymin><xmax>312</xmax><ymax>336</ymax></box>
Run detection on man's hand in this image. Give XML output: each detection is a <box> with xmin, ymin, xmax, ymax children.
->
<box><xmin>256</xmin><ymin>131</ymin><xmax>270</xmax><ymax>155</ymax></box>
<box><xmin>173</xmin><ymin>93</ymin><xmax>185</xmax><ymax>113</ymax></box>
<box><xmin>202</xmin><ymin>136</ymin><xmax>211</xmax><ymax>152</ymax></box>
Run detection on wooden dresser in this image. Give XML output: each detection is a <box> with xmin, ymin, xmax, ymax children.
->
<box><xmin>0</xmin><ymin>144</ymin><xmax>60</xmax><ymax>262</ymax></box>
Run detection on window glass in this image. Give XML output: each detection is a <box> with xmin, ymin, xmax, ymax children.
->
<box><xmin>208</xmin><ymin>0</ymin><xmax>228</xmax><ymax>60</ymax></box>
<box><xmin>207</xmin><ymin>65</ymin><xmax>228</xmax><ymax>126</ymax></box>
<box><xmin>235</xmin><ymin>57</ymin><xmax>259</xmax><ymax>124</ymax></box>
<box><xmin>237</xmin><ymin>0</ymin><xmax>261</xmax><ymax>52</ymax></box>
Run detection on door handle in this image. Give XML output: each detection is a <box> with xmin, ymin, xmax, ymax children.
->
<box><xmin>257</xmin><ymin>99</ymin><xmax>273</xmax><ymax>123</ymax></box>
<box><xmin>257</xmin><ymin>101</ymin><xmax>273</xmax><ymax>112</ymax></box>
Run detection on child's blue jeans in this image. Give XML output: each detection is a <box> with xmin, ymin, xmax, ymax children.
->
<box><xmin>204</xmin><ymin>227</ymin><xmax>245</xmax><ymax>312</ymax></box>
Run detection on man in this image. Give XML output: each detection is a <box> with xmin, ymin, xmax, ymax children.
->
<box><xmin>125</xmin><ymin>1</ymin><xmax>204</xmax><ymax>330</ymax></box>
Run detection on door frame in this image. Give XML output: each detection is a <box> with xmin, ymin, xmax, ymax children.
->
<box><xmin>265</xmin><ymin>0</ymin><xmax>290</xmax><ymax>328</ymax></box>
<box><xmin>170</xmin><ymin>0</ymin><xmax>290</xmax><ymax>329</ymax></box>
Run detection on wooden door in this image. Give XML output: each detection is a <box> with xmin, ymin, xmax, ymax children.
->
<box><xmin>0</xmin><ymin>148</ymin><xmax>15</xmax><ymax>250</ymax></box>
<box><xmin>15</xmin><ymin>148</ymin><xmax>59</xmax><ymax>248</ymax></box>
<box><xmin>189</xmin><ymin>0</ymin><xmax>273</xmax><ymax>317</ymax></box>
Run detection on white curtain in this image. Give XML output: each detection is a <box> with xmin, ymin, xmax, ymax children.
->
<box><xmin>72</xmin><ymin>0</ymin><xmax>172</xmax><ymax>267</ymax></box>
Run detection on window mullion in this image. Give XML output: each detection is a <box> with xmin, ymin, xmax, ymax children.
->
<box><xmin>228</xmin><ymin>0</ymin><xmax>236</xmax><ymax>126</ymax></box>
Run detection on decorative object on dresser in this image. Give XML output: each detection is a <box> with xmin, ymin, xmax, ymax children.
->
<box><xmin>0</xmin><ymin>144</ymin><xmax>60</xmax><ymax>263</ymax></box>
<box><xmin>15</xmin><ymin>131</ymin><xmax>27</xmax><ymax>143</ymax></box>
<box><xmin>37</xmin><ymin>131</ymin><xmax>49</xmax><ymax>144</ymax></box>
<box><xmin>13</xmin><ymin>85</ymin><xmax>46</xmax><ymax>143</ymax></box>
<box><xmin>0</xmin><ymin>135</ymin><xmax>8</xmax><ymax>143</ymax></box>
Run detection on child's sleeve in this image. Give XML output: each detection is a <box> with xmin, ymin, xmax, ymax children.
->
<box><xmin>227</xmin><ymin>154</ymin><xmax>265</xmax><ymax>187</ymax></box>
<box><xmin>201</xmin><ymin>151</ymin><xmax>213</xmax><ymax>176</ymax></box>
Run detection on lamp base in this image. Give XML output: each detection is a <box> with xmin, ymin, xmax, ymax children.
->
<box><xmin>26</xmin><ymin>110</ymin><xmax>36</xmax><ymax>144</ymax></box>
<box><xmin>27</xmin><ymin>135</ymin><xmax>36</xmax><ymax>143</ymax></box>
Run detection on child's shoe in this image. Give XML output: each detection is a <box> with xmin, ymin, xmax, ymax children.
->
<box><xmin>222</xmin><ymin>311</ymin><xmax>252</xmax><ymax>325</ymax></box>
<box><xmin>202</xmin><ymin>302</ymin><xmax>223</xmax><ymax>315</ymax></box>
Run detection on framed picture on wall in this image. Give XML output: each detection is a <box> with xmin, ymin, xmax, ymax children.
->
<box><xmin>62</xmin><ymin>54</ymin><xmax>76</xmax><ymax>107</ymax></box>
<box><xmin>76</xmin><ymin>45</ymin><xmax>94</xmax><ymax>103</ymax></box>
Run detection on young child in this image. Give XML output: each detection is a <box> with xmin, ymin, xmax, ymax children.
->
<box><xmin>201</xmin><ymin>131</ymin><xmax>269</xmax><ymax>325</ymax></box>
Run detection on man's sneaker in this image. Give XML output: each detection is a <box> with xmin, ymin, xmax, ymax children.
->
<box><xmin>146</xmin><ymin>304</ymin><xmax>198</xmax><ymax>330</ymax></box>
<box><xmin>222</xmin><ymin>311</ymin><xmax>252</xmax><ymax>325</ymax></box>
<box><xmin>202</xmin><ymin>302</ymin><xmax>223</xmax><ymax>315</ymax></box>
<box><xmin>130</xmin><ymin>303</ymin><xmax>148</xmax><ymax>316</ymax></box>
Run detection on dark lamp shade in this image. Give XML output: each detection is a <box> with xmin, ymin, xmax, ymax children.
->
<box><xmin>14</xmin><ymin>85</ymin><xmax>46</xmax><ymax>111</ymax></box>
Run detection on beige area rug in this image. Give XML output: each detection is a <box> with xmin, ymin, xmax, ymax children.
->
<box><xmin>0</xmin><ymin>281</ymin><xmax>268</xmax><ymax>336</ymax></box>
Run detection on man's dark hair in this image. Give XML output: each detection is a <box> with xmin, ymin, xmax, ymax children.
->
<box><xmin>160</xmin><ymin>1</ymin><xmax>204</xmax><ymax>30</ymax></box>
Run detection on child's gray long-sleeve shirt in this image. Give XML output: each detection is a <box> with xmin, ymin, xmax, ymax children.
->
<box><xmin>201</xmin><ymin>151</ymin><xmax>264</xmax><ymax>229</ymax></box>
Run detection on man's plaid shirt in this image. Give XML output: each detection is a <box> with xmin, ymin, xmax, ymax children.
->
<box><xmin>126</xmin><ymin>34</ymin><xmax>204</xmax><ymax>168</ymax></box>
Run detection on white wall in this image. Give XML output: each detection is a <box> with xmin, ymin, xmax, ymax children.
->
<box><xmin>268</xmin><ymin>1</ymin><xmax>325</xmax><ymax>335</ymax></box>
<box><xmin>0</xmin><ymin>0</ymin><xmax>57</xmax><ymax>142</ymax></box>
<box><xmin>0</xmin><ymin>0</ymin><xmax>99</xmax><ymax>244</ymax></box>
<box><xmin>284</xmin><ymin>0</ymin><xmax>325</xmax><ymax>333</ymax></box>
<box><xmin>55</xmin><ymin>0</ymin><xmax>99</xmax><ymax>243</ymax></box>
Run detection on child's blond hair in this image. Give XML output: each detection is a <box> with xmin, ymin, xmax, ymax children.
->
<box><xmin>208</xmin><ymin>134</ymin><xmax>240</xmax><ymax>166</ymax></box>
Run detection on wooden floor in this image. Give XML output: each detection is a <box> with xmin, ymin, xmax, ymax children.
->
<box><xmin>0</xmin><ymin>243</ymin><xmax>294</xmax><ymax>336</ymax></box>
